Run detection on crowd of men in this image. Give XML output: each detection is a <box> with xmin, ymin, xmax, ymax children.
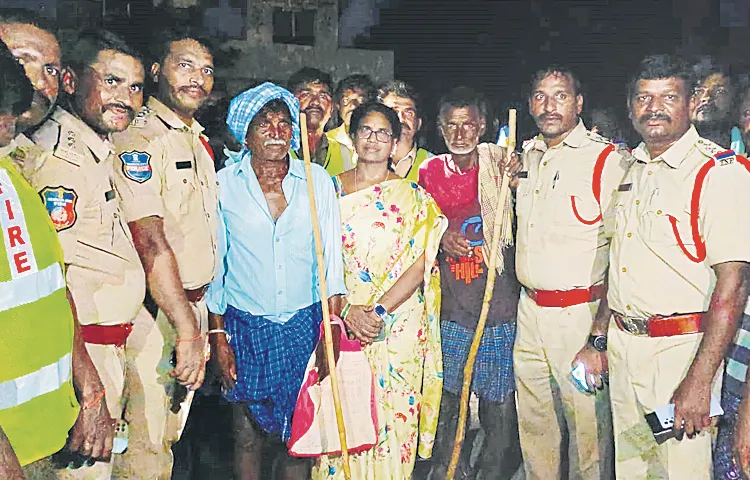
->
<box><xmin>3</xmin><ymin>7</ymin><xmax>750</xmax><ymax>480</ymax></box>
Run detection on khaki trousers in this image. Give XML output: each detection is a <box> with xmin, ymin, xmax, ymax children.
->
<box><xmin>514</xmin><ymin>291</ymin><xmax>614</xmax><ymax>479</ymax></box>
<box><xmin>608</xmin><ymin>324</ymin><xmax>721</xmax><ymax>479</ymax></box>
<box><xmin>111</xmin><ymin>300</ymin><xmax>208</xmax><ymax>480</ymax></box>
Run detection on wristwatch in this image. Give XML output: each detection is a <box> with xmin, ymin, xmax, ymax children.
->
<box><xmin>588</xmin><ymin>334</ymin><xmax>607</xmax><ymax>352</ymax></box>
<box><xmin>373</xmin><ymin>303</ymin><xmax>389</xmax><ymax>319</ymax></box>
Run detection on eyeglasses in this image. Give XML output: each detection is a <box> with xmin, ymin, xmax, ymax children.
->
<box><xmin>356</xmin><ymin>125</ymin><xmax>393</xmax><ymax>143</ymax></box>
<box><xmin>341</xmin><ymin>96</ymin><xmax>364</xmax><ymax>107</ymax></box>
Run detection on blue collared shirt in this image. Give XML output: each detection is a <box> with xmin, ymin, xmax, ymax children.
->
<box><xmin>206</xmin><ymin>153</ymin><xmax>346</xmax><ymax>322</ymax></box>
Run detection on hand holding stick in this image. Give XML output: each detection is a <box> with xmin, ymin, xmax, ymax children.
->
<box><xmin>447</xmin><ymin>109</ymin><xmax>517</xmax><ymax>480</ymax></box>
<box><xmin>299</xmin><ymin>113</ymin><xmax>351</xmax><ymax>479</ymax></box>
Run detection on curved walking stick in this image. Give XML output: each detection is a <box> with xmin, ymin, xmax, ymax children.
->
<box><xmin>299</xmin><ymin>113</ymin><xmax>351</xmax><ymax>479</ymax></box>
<box><xmin>447</xmin><ymin>109</ymin><xmax>517</xmax><ymax>479</ymax></box>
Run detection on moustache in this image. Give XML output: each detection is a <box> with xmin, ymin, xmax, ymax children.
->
<box><xmin>539</xmin><ymin>113</ymin><xmax>563</xmax><ymax>122</ymax></box>
<box><xmin>304</xmin><ymin>106</ymin><xmax>323</xmax><ymax>115</ymax></box>
<box><xmin>103</xmin><ymin>103</ymin><xmax>134</xmax><ymax>115</ymax></box>
<box><xmin>180</xmin><ymin>85</ymin><xmax>207</xmax><ymax>97</ymax></box>
<box><xmin>639</xmin><ymin>113</ymin><xmax>671</xmax><ymax>123</ymax></box>
<box><xmin>263</xmin><ymin>139</ymin><xmax>287</xmax><ymax>146</ymax></box>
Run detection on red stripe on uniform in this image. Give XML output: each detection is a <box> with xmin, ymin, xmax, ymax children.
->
<box><xmin>571</xmin><ymin>143</ymin><xmax>615</xmax><ymax>225</ymax></box>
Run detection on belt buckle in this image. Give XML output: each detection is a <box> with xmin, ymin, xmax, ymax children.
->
<box><xmin>618</xmin><ymin>314</ymin><xmax>650</xmax><ymax>336</ymax></box>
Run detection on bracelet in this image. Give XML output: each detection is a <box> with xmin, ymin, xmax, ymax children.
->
<box><xmin>340</xmin><ymin>303</ymin><xmax>352</xmax><ymax>320</ymax></box>
<box><xmin>83</xmin><ymin>389</ymin><xmax>105</xmax><ymax>410</ymax></box>
<box><xmin>176</xmin><ymin>332</ymin><xmax>202</xmax><ymax>343</ymax></box>
<box><xmin>207</xmin><ymin>329</ymin><xmax>231</xmax><ymax>343</ymax></box>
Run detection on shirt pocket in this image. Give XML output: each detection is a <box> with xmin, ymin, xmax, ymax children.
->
<box><xmin>164</xmin><ymin>161</ymin><xmax>197</xmax><ymax>216</ymax></box>
<box><xmin>514</xmin><ymin>176</ymin><xmax>532</xmax><ymax>218</ymax></box>
<box><xmin>551</xmin><ymin>179</ymin><xmax>599</xmax><ymax>227</ymax></box>
<box><xmin>603</xmin><ymin>190</ymin><xmax>629</xmax><ymax>238</ymax></box>
<box><xmin>641</xmin><ymin>190</ymin><xmax>691</xmax><ymax>246</ymax></box>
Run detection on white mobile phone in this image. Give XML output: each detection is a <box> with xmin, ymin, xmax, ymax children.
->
<box><xmin>570</xmin><ymin>362</ymin><xmax>595</xmax><ymax>394</ymax></box>
<box><xmin>113</xmin><ymin>420</ymin><xmax>129</xmax><ymax>454</ymax></box>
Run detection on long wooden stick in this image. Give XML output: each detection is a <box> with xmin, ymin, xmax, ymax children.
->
<box><xmin>299</xmin><ymin>113</ymin><xmax>351</xmax><ymax>479</ymax></box>
<box><xmin>447</xmin><ymin>109</ymin><xmax>517</xmax><ymax>480</ymax></box>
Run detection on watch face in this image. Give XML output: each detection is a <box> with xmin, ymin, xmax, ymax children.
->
<box><xmin>374</xmin><ymin>304</ymin><xmax>387</xmax><ymax>317</ymax></box>
<box><xmin>593</xmin><ymin>335</ymin><xmax>607</xmax><ymax>351</ymax></box>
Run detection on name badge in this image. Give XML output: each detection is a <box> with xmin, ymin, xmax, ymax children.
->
<box><xmin>175</xmin><ymin>161</ymin><xmax>192</xmax><ymax>170</ymax></box>
<box><xmin>618</xmin><ymin>183</ymin><xmax>632</xmax><ymax>191</ymax></box>
<box><xmin>516</xmin><ymin>171</ymin><xmax>528</xmax><ymax>179</ymax></box>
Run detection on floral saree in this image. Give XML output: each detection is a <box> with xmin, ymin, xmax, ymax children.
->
<box><xmin>312</xmin><ymin>179</ymin><xmax>447</xmax><ymax>479</ymax></box>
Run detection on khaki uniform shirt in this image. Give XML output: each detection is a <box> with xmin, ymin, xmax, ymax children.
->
<box><xmin>607</xmin><ymin>126</ymin><xmax>750</xmax><ymax>318</ymax></box>
<box><xmin>20</xmin><ymin>107</ymin><xmax>146</xmax><ymax>326</ymax></box>
<box><xmin>393</xmin><ymin>144</ymin><xmax>419</xmax><ymax>179</ymax></box>
<box><xmin>516</xmin><ymin>120</ymin><xmax>631</xmax><ymax>291</ymax></box>
<box><xmin>112</xmin><ymin>97</ymin><xmax>219</xmax><ymax>289</ymax></box>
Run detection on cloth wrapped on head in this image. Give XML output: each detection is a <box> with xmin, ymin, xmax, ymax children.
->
<box><xmin>226</xmin><ymin>82</ymin><xmax>301</xmax><ymax>154</ymax></box>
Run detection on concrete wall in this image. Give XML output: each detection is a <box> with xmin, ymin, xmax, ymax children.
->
<box><xmin>219</xmin><ymin>41</ymin><xmax>394</xmax><ymax>95</ymax></box>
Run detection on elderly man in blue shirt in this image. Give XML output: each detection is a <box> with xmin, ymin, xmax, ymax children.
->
<box><xmin>206</xmin><ymin>82</ymin><xmax>346</xmax><ymax>479</ymax></box>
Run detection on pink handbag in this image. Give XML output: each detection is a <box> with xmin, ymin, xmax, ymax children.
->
<box><xmin>288</xmin><ymin>315</ymin><xmax>378</xmax><ymax>457</ymax></box>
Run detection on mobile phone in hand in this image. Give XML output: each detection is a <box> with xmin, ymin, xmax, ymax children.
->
<box><xmin>645</xmin><ymin>398</ymin><xmax>725</xmax><ymax>444</ymax></box>
<box><xmin>570</xmin><ymin>362</ymin><xmax>595</xmax><ymax>395</ymax></box>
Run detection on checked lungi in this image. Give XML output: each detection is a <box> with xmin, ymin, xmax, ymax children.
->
<box><xmin>223</xmin><ymin>302</ymin><xmax>322</xmax><ymax>441</ymax></box>
<box><xmin>441</xmin><ymin>319</ymin><xmax>516</xmax><ymax>403</ymax></box>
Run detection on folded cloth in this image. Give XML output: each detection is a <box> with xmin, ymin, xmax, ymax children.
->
<box><xmin>223</xmin><ymin>302</ymin><xmax>322</xmax><ymax>441</ymax></box>
<box><xmin>441</xmin><ymin>319</ymin><xmax>517</xmax><ymax>404</ymax></box>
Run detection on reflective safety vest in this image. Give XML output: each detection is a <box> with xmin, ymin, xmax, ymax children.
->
<box><xmin>0</xmin><ymin>153</ymin><xmax>78</xmax><ymax>466</ymax></box>
<box><xmin>323</xmin><ymin>138</ymin><xmax>354</xmax><ymax>177</ymax></box>
<box><xmin>402</xmin><ymin>148</ymin><xmax>432</xmax><ymax>183</ymax></box>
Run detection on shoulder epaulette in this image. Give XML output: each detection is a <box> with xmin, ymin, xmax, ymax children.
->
<box><xmin>130</xmin><ymin>105</ymin><xmax>153</xmax><ymax>129</ymax></box>
<box><xmin>696</xmin><ymin>137</ymin><xmax>734</xmax><ymax>165</ymax></box>
<box><xmin>585</xmin><ymin>130</ymin><xmax>612</xmax><ymax>145</ymax></box>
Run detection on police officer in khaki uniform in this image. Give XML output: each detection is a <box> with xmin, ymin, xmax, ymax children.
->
<box><xmin>18</xmin><ymin>30</ymin><xmax>148</xmax><ymax>479</ymax></box>
<box><xmin>111</xmin><ymin>34</ymin><xmax>217</xmax><ymax>477</ymax></box>
<box><xmin>0</xmin><ymin>36</ymin><xmax>114</xmax><ymax>480</ymax></box>
<box><xmin>604</xmin><ymin>54</ymin><xmax>750</xmax><ymax>479</ymax></box>
<box><xmin>0</xmin><ymin>11</ymin><xmax>62</xmax><ymax>159</ymax></box>
<box><xmin>514</xmin><ymin>66</ymin><xmax>630</xmax><ymax>479</ymax></box>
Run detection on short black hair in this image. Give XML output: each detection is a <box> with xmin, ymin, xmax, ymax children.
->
<box><xmin>63</xmin><ymin>28</ymin><xmax>142</xmax><ymax>74</ymax></box>
<box><xmin>151</xmin><ymin>28</ymin><xmax>214</xmax><ymax>67</ymax></box>
<box><xmin>334</xmin><ymin>74</ymin><xmax>375</xmax><ymax>106</ymax></box>
<box><xmin>248</xmin><ymin>99</ymin><xmax>291</xmax><ymax>130</ymax></box>
<box><xmin>288</xmin><ymin>67</ymin><xmax>333</xmax><ymax>95</ymax></box>
<box><xmin>529</xmin><ymin>65</ymin><xmax>582</xmax><ymax>97</ymax></box>
<box><xmin>377</xmin><ymin>79</ymin><xmax>421</xmax><ymax>116</ymax></box>
<box><xmin>0</xmin><ymin>40</ymin><xmax>33</xmax><ymax>115</ymax></box>
<box><xmin>627</xmin><ymin>54</ymin><xmax>692</xmax><ymax>101</ymax></box>
<box><xmin>691</xmin><ymin>56</ymin><xmax>733</xmax><ymax>92</ymax></box>
<box><xmin>0</xmin><ymin>8</ymin><xmax>55</xmax><ymax>33</ymax></box>
<box><xmin>437</xmin><ymin>86</ymin><xmax>490</xmax><ymax>125</ymax></box>
<box><xmin>349</xmin><ymin>102</ymin><xmax>402</xmax><ymax>142</ymax></box>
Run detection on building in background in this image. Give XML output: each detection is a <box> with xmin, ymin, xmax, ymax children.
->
<box><xmin>18</xmin><ymin>0</ymin><xmax>393</xmax><ymax>95</ymax></box>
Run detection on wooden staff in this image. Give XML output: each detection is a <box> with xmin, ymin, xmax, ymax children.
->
<box><xmin>299</xmin><ymin>113</ymin><xmax>351</xmax><ymax>479</ymax></box>
<box><xmin>447</xmin><ymin>109</ymin><xmax>517</xmax><ymax>480</ymax></box>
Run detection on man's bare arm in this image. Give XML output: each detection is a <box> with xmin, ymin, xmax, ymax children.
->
<box><xmin>66</xmin><ymin>287</ymin><xmax>114</xmax><ymax>459</ymax></box>
<box><xmin>128</xmin><ymin>216</ymin><xmax>204</xmax><ymax>390</ymax></box>
<box><xmin>0</xmin><ymin>424</ymin><xmax>24</xmax><ymax>479</ymax></box>
<box><xmin>672</xmin><ymin>261</ymin><xmax>750</xmax><ymax>436</ymax></box>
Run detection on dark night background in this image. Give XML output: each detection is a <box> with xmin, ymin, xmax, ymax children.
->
<box><xmin>354</xmin><ymin>0</ymin><xmax>741</xmax><ymax>147</ymax></box>
<box><xmin>19</xmin><ymin>0</ymin><xmax>748</xmax><ymax>148</ymax></box>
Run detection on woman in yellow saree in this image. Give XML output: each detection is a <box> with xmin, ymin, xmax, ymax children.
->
<box><xmin>312</xmin><ymin>103</ymin><xmax>447</xmax><ymax>479</ymax></box>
